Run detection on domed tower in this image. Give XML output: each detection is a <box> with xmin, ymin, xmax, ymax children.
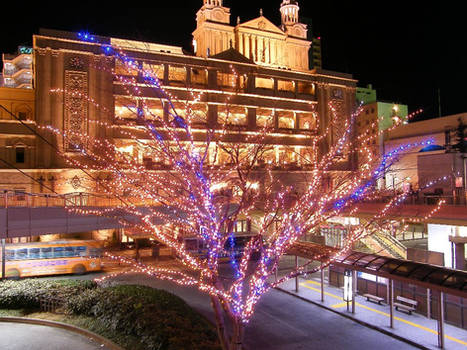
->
<box><xmin>280</xmin><ymin>0</ymin><xmax>300</xmax><ymax>28</ymax></box>
<box><xmin>193</xmin><ymin>0</ymin><xmax>234</xmax><ymax>57</ymax></box>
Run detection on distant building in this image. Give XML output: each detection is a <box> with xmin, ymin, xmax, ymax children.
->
<box><xmin>1</xmin><ymin>46</ymin><xmax>33</xmax><ymax>89</ymax></box>
<box><xmin>301</xmin><ymin>17</ymin><xmax>322</xmax><ymax>70</ymax></box>
<box><xmin>355</xmin><ymin>84</ymin><xmax>408</xmax><ymax>169</ymax></box>
<box><xmin>384</xmin><ymin>113</ymin><xmax>467</xmax><ymax>200</ymax></box>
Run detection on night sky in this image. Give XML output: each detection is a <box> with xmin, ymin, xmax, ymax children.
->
<box><xmin>1</xmin><ymin>1</ymin><xmax>464</xmax><ymax>120</ymax></box>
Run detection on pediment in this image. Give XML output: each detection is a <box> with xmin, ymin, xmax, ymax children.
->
<box><xmin>238</xmin><ymin>17</ymin><xmax>285</xmax><ymax>35</ymax></box>
<box><xmin>211</xmin><ymin>48</ymin><xmax>254</xmax><ymax>64</ymax></box>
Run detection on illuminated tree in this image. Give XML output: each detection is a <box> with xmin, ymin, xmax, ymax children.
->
<box><xmin>42</xmin><ymin>44</ymin><xmax>443</xmax><ymax>350</ymax></box>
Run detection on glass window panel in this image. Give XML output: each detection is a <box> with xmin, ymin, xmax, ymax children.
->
<box><xmin>190</xmin><ymin>103</ymin><xmax>208</xmax><ymax>124</ymax></box>
<box><xmin>218</xmin><ymin>106</ymin><xmax>247</xmax><ymax>126</ymax></box>
<box><xmin>16</xmin><ymin>248</ymin><xmax>28</xmax><ymax>260</ymax></box>
<box><xmin>53</xmin><ymin>247</ymin><xmax>65</xmax><ymax>258</ymax></box>
<box><xmin>256</xmin><ymin>77</ymin><xmax>274</xmax><ymax>89</ymax></box>
<box><xmin>115</xmin><ymin>96</ymin><xmax>138</xmax><ymax>120</ymax></box>
<box><xmin>28</xmin><ymin>248</ymin><xmax>40</xmax><ymax>259</ymax></box>
<box><xmin>143</xmin><ymin>99</ymin><xmax>164</xmax><ymax>121</ymax></box>
<box><xmin>142</xmin><ymin>62</ymin><xmax>164</xmax><ymax>80</ymax></box>
<box><xmin>64</xmin><ymin>246</ymin><xmax>75</xmax><ymax>257</ymax></box>
<box><xmin>168</xmin><ymin>66</ymin><xmax>186</xmax><ymax>83</ymax></box>
<box><xmin>217</xmin><ymin>72</ymin><xmax>236</xmax><ymax>88</ymax></box>
<box><xmin>76</xmin><ymin>246</ymin><xmax>87</xmax><ymax>257</ymax></box>
<box><xmin>278</xmin><ymin>111</ymin><xmax>295</xmax><ymax>129</ymax></box>
<box><xmin>115</xmin><ymin>59</ymin><xmax>138</xmax><ymax>76</ymax></box>
<box><xmin>191</xmin><ymin>68</ymin><xmax>208</xmax><ymax>85</ymax></box>
<box><xmin>297</xmin><ymin>81</ymin><xmax>315</xmax><ymax>95</ymax></box>
<box><xmin>5</xmin><ymin>250</ymin><xmax>15</xmax><ymax>261</ymax></box>
<box><xmin>278</xmin><ymin>80</ymin><xmax>295</xmax><ymax>92</ymax></box>
<box><xmin>89</xmin><ymin>248</ymin><xmax>102</xmax><ymax>258</ymax></box>
<box><xmin>40</xmin><ymin>247</ymin><xmax>53</xmax><ymax>259</ymax></box>
<box><xmin>298</xmin><ymin>112</ymin><xmax>316</xmax><ymax>130</ymax></box>
<box><xmin>171</xmin><ymin>101</ymin><xmax>188</xmax><ymax>119</ymax></box>
<box><xmin>256</xmin><ymin>108</ymin><xmax>274</xmax><ymax>128</ymax></box>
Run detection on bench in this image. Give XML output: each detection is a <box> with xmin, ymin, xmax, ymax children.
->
<box><xmin>394</xmin><ymin>296</ymin><xmax>417</xmax><ymax>315</ymax></box>
<box><xmin>363</xmin><ymin>293</ymin><xmax>385</xmax><ymax>305</ymax></box>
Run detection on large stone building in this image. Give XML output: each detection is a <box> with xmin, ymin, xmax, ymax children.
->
<box><xmin>0</xmin><ymin>1</ymin><xmax>357</xmax><ymax>205</ymax></box>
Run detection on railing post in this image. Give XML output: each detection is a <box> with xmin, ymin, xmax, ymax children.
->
<box><xmin>320</xmin><ymin>267</ymin><xmax>325</xmax><ymax>302</ymax></box>
<box><xmin>295</xmin><ymin>255</ymin><xmax>299</xmax><ymax>292</ymax></box>
<box><xmin>352</xmin><ymin>269</ymin><xmax>357</xmax><ymax>314</ymax></box>
<box><xmin>389</xmin><ymin>279</ymin><xmax>394</xmax><ymax>328</ymax></box>
<box><xmin>427</xmin><ymin>288</ymin><xmax>431</xmax><ymax>319</ymax></box>
<box><xmin>438</xmin><ymin>292</ymin><xmax>445</xmax><ymax>349</ymax></box>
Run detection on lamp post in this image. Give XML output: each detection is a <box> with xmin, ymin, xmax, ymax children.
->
<box><xmin>343</xmin><ymin>269</ymin><xmax>353</xmax><ymax>312</ymax></box>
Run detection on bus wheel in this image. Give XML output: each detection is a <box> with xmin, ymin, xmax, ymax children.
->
<box><xmin>6</xmin><ymin>269</ymin><xmax>20</xmax><ymax>280</ymax></box>
<box><xmin>72</xmin><ymin>264</ymin><xmax>86</xmax><ymax>275</ymax></box>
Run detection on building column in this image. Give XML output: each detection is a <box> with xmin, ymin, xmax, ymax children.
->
<box><xmin>265</xmin><ymin>39</ymin><xmax>270</xmax><ymax>64</ymax></box>
<box><xmin>239</xmin><ymin>33</ymin><xmax>244</xmax><ymax>54</ymax></box>
<box><xmin>245</xmin><ymin>35</ymin><xmax>250</xmax><ymax>59</ymax></box>
<box><xmin>454</xmin><ymin>242</ymin><xmax>466</xmax><ymax>270</ymax></box>
<box><xmin>252</xmin><ymin>36</ymin><xmax>257</xmax><ymax>62</ymax></box>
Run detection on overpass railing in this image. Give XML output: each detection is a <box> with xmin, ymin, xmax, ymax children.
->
<box><xmin>0</xmin><ymin>189</ymin><xmax>156</xmax><ymax>208</ymax></box>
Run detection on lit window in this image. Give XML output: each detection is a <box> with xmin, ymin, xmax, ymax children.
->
<box><xmin>218</xmin><ymin>105</ymin><xmax>247</xmax><ymax>126</ymax></box>
<box><xmin>191</xmin><ymin>68</ymin><xmax>208</xmax><ymax>86</ymax></box>
<box><xmin>255</xmin><ymin>77</ymin><xmax>274</xmax><ymax>89</ymax></box>
<box><xmin>168</xmin><ymin>66</ymin><xmax>186</xmax><ymax>84</ymax></box>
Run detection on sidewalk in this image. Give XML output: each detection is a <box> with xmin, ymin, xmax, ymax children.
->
<box><xmin>277</xmin><ymin>274</ymin><xmax>467</xmax><ymax>350</ymax></box>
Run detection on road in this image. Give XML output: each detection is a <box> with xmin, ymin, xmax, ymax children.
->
<box><xmin>104</xmin><ymin>272</ymin><xmax>417</xmax><ymax>350</ymax></box>
<box><xmin>0</xmin><ymin>322</ymin><xmax>112</xmax><ymax>350</ymax></box>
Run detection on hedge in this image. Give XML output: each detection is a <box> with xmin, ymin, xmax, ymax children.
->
<box><xmin>0</xmin><ymin>280</ymin><xmax>220</xmax><ymax>350</ymax></box>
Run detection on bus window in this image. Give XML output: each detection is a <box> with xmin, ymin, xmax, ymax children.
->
<box><xmin>40</xmin><ymin>247</ymin><xmax>52</xmax><ymax>259</ymax></box>
<box><xmin>89</xmin><ymin>248</ymin><xmax>102</xmax><ymax>258</ymax></box>
<box><xmin>76</xmin><ymin>246</ymin><xmax>87</xmax><ymax>257</ymax></box>
<box><xmin>28</xmin><ymin>248</ymin><xmax>40</xmax><ymax>259</ymax></box>
<box><xmin>16</xmin><ymin>249</ymin><xmax>28</xmax><ymax>260</ymax></box>
<box><xmin>53</xmin><ymin>247</ymin><xmax>65</xmax><ymax>258</ymax></box>
<box><xmin>5</xmin><ymin>250</ymin><xmax>15</xmax><ymax>261</ymax></box>
<box><xmin>64</xmin><ymin>246</ymin><xmax>75</xmax><ymax>257</ymax></box>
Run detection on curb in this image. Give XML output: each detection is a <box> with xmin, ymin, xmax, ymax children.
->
<box><xmin>0</xmin><ymin>316</ymin><xmax>125</xmax><ymax>350</ymax></box>
<box><xmin>275</xmin><ymin>287</ymin><xmax>431</xmax><ymax>350</ymax></box>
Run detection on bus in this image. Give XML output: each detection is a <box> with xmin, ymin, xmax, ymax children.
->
<box><xmin>0</xmin><ymin>240</ymin><xmax>103</xmax><ymax>278</ymax></box>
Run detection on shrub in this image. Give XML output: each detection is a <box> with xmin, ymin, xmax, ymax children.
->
<box><xmin>0</xmin><ymin>279</ymin><xmax>96</xmax><ymax>309</ymax></box>
<box><xmin>65</xmin><ymin>285</ymin><xmax>220</xmax><ymax>350</ymax></box>
<box><xmin>0</xmin><ymin>280</ymin><xmax>220</xmax><ymax>350</ymax></box>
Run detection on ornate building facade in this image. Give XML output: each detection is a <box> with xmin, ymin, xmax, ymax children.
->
<box><xmin>0</xmin><ymin>1</ymin><xmax>357</xmax><ymax>208</ymax></box>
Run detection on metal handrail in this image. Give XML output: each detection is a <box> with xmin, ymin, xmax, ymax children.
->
<box><xmin>0</xmin><ymin>189</ymin><xmax>158</xmax><ymax>208</ymax></box>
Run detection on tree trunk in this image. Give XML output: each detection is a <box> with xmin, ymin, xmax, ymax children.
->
<box><xmin>211</xmin><ymin>296</ymin><xmax>230</xmax><ymax>350</ymax></box>
<box><xmin>230</xmin><ymin>318</ymin><xmax>244</xmax><ymax>350</ymax></box>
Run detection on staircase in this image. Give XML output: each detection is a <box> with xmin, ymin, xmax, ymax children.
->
<box><xmin>362</xmin><ymin>231</ymin><xmax>407</xmax><ymax>259</ymax></box>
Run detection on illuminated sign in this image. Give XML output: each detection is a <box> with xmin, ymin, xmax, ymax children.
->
<box><xmin>19</xmin><ymin>47</ymin><xmax>33</xmax><ymax>54</ymax></box>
